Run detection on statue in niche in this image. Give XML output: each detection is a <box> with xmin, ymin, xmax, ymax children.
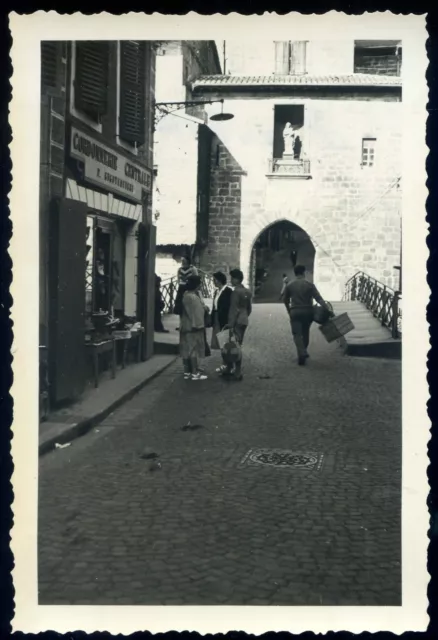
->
<box><xmin>282</xmin><ymin>122</ymin><xmax>296</xmax><ymax>156</ymax></box>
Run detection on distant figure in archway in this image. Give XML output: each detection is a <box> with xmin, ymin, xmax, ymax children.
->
<box><xmin>289</xmin><ymin>231</ymin><xmax>298</xmax><ymax>267</ymax></box>
<box><xmin>284</xmin><ymin>265</ymin><xmax>333</xmax><ymax>366</ymax></box>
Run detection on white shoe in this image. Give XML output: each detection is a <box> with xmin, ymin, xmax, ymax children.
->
<box><xmin>191</xmin><ymin>372</ymin><xmax>208</xmax><ymax>380</ymax></box>
<box><xmin>183</xmin><ymin>373</ymin><xmax>191</xmax><ymax>379</ymax></box>
<box><xmin>216</xmin><ymin>365</ymin><xmax>227</xmax><ymax>373</ymax></box>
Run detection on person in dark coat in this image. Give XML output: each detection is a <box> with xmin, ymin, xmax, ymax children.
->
<box><xmin>154</xmin><ymin>275</ymin><xmax>169</xmax><ymax>333</ymax></box>
<box><xmin>210</xmin><ymin>271</ymin><xmax>233</xmax><ymax>353</ymax></box>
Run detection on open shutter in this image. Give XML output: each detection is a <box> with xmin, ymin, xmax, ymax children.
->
<box><xmin>290</xmin><ymin>41</ymin><xmax>307</xmax><ymax>75</ymax></box>
<box><xmin>274</xmin><ymin>42</ymin><xmax>290</xmax><ymax>75</ymax></box>
<box><xmin>119</xmin><ymin>41</ymin><xmax>146</xmax><ymax>145</ymax></box>
<box><xmin>75</xmin><ymin>41</ymin><xmax>109</xmax><ymax>120</ymax></box>
<box><xmin>41</xmin><ymin>42</ymin><xmax>58</xmax><ymax>91</ymax></box>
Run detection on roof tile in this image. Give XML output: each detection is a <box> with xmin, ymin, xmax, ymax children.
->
<box><xmin>192</xmin><ymin>74</ymin><xmax>402</xmax><ymax>89</ymax></box>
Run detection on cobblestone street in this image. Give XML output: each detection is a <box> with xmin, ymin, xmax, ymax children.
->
<box><xmin>38</xmin><ymin>304</ymin><xmax>401</xmax><ymax>606</ymax></box>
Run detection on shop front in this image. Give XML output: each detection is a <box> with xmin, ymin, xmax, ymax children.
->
<box><xmin>48</xmin><ymin>124</ymin><xmax>155</xmax><ymax>406</ymax></box>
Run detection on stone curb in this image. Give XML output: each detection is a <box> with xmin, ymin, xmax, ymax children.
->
<box><xmin>38</xmin><ymin>356</ymin><xmax>178</xmax><ymax>457</ymax></box>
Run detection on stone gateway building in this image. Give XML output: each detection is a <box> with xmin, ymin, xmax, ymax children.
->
<box><xmin>192</xmin><ymin>39</ymin><xmax>402</xmax><ymax>301</ymax></box>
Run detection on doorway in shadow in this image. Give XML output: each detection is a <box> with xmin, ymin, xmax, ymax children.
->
<box><xmin>250</xmin><ymin>220</ymin><xmax>315</xmax><ymax>303</ymax></box>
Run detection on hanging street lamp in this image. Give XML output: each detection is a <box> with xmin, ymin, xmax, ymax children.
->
<box><xmin>154</xmin><ymin>98</ymin><xmax>234</xmax><ymax>129</ymax></box>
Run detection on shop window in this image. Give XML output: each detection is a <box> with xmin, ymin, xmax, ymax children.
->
<box><xmin>74</xmin><ymin>41</ymin><xmax>110</xmax><ymax>121</ymax></box>
<box><xmin>85</xmin><ymin>216</ymin><xmax>95</xmax><ymax>315</ymax></box>
<box><xmin>111</xmin><ymin>223</ymin><xmax>125</xmax><ymax>313</ymax></box>
<box><xmin>354</xmin><ymin>40</ymin><xmax>402</xmax><ymax>77</ymax></box>
<box><xmin>119</xmin><ymin>41</ymin><xmax>147</xmax><ymax>146</ymax></box>
<box><xmin>85</xmin><ymin>215</ymin><xmax>127</xmax><ymax>316</ymax></box>
<box><xmin>361</xmin><ymin>138</ymin><xmax>376</xmax><ymax>167</ymax></box>
<box><xmin>274</xmin><ymin>41</ymin><xmax>307</xmax><ymax>75</ymax></box>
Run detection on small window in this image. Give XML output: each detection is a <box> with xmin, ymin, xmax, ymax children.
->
<box><xmin>75</xmin><ymin>41</ymin><xmax>110</xmax><ymax>122</ymax></box>
<box><xmin>354</xmin><ymin>40</ymin><xmax>402</xmax><ymax>77</ymax></box>
<box><xmin>274</xmin><ymin>41</ymin><xmax>307</xmax><ymax>75</ymax></box>
<box><xmin>362</xmin><ymin>138</ymin><xmax>376</xmax><ymax>167</ymax></box>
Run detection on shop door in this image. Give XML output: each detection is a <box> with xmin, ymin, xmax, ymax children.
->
<box><xmin>49</xmin><ymin>198</ymin><xmax>87</xmax><ymax>403</ymax></box>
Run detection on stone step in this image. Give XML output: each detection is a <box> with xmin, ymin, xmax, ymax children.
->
<box><xmin>331</xmin><ymin>301</ymin><xmax>401</xmax><ymax>360</ymax></box>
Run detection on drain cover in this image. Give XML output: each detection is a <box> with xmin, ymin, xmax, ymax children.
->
<box><xmin>241</xmin><ymin>449</ymin><xmax>323</xmax><ymax>471</ymax></box>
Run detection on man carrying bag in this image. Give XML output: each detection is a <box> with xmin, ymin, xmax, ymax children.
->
<box><xmin>283</xmin><ymin>265</ymin><xmax>333</xmax><ymax>366</ymax></box>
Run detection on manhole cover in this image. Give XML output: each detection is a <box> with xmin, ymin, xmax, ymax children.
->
<box><xmin>241</xmin><ymin>449</ymin><xmax>323</xmax><ymax>471</ymax></box>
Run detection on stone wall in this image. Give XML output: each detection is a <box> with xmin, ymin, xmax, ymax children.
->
<box><xmin>354</xmin><ymin>49</ymin><xmax>401</xmax><ymax>76</ymax></box>
<box><xmin>201</xmin><ymin>93</ymin><xmax>402</xmax><ymax>300</ymax></box>
<box><xmin>198</xmin><ymin>137</ymin><xmax>242</xmax><ymax>274</ymax></box>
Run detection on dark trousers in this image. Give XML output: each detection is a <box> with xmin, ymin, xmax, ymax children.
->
<box><xmin>290</xmin><ymin>308</ymin><xmax>313</xmax><ymax>358</ymax></box>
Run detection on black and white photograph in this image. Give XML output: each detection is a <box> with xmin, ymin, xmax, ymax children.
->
<box><xmin>10</xmin><ymin>12</ymin><xmax>428</xmax><ymax>635</ymax></box>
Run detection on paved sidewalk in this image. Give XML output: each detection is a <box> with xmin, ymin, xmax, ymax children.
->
<box><xmin>39</xmin><ymin>355</ymin><xmax>177</xmax><ymax>455</ymax></box>
<box><xmin>38</xmin><ymin>304</ymin><xmax>401</xmax><ymax>606</ymax></box>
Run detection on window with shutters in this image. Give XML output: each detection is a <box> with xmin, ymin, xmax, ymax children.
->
<box><xmin>74</xmin><ymin>41</ymin><xmax>109</xmax><ymax>122</ymax></box>
<box><xmin>274</xmin><ymin>41</ymin><xmax>307</xmax><ymax>75</ymax></box>
<box><xmin>119</xmin><ymin>41</ymin><xmax>147</xmax><ymax>147</ymax></box>
<box><xmin>41</xmin><ymin>41</ymin><xmax>62</xmax><ymax>94</ymax></box>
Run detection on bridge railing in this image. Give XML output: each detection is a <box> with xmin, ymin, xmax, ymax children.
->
<box><xmin>160</xmin><ymin>269</ymin><xmax>215</xmax><ymax>314</ymax></box>
<box><xmin>343</xmin><ymin>271</ymin><xmax>402</xmax><ymax>339</ymax></box>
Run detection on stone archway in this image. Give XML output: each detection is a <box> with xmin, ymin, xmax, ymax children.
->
<box><xmin>249</xmin><ymin>219</ymin><xmax>316</xmax><ymax>302</ymax></box>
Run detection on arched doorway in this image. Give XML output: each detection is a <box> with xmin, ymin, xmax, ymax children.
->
<box><xmin>249</xmin><ymin>220</ymin><xmax>316</xmax><ymax>303</ymax></box>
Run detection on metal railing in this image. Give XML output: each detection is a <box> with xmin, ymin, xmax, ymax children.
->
<box><xmin>160</xmin><ymin>269</ymin><xmax>215</xmax><ymax>314</ymax></box>
<box><xmin>343</xmin><ymin>271</ymin><xmax>402</xmax><ymax>339</ymax></box>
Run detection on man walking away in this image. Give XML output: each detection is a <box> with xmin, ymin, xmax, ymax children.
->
<box><xmin>284</xmin><ymin>265</ymin><xmax>333</xmax><ymax>366</ymax></box>
<box><xmin>223</xmin><ymin>268</ymin><xmax>252</xmax><ymax>381</ymax></box>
